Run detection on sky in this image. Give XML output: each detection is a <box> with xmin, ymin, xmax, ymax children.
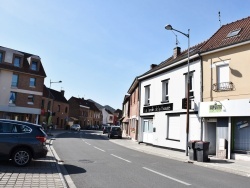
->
<box><xmin>1</xmin><ymin>0</ymin><xmax>250</xmax><ymax>110</ymax></box>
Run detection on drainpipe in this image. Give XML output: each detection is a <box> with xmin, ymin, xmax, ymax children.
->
<box><xmin>199</xmin><ymin>52</ymin><xmax>203</xmax><ymax>140</ymax></box>
<box><xmin>138</xmin><ymin>78</ymin><xmax>142</xmax><ymax>144</ymax></box>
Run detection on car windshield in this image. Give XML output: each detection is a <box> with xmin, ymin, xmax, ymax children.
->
<box><xmin>112</xmin><ymin>127</ymin><xmax>121</xmax><ymax>131</ymax></box>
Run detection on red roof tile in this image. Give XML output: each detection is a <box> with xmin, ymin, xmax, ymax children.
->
<box><xmin>201</xmin><ymin>16</ymin><xmax>250</xmax><ymax>52</ymax></box>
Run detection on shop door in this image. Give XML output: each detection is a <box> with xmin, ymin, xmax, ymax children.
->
<box><xmin>206</xmin><ymin>122</ymin><xmax>216</xmax><ymax>155</ymax></box>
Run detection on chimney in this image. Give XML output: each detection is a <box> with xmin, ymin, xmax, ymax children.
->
<box><xmin>60</xmin><ymin>90</ymin><xmax>65</xmax><ymax>96</ymax></box>
<box><xmin>150</xmin><ymin>64</ymin><xmax>157</xmax><ymax>69</ymax></box>
<box><xmin>173</xmin><ymin>47</ymin><xmax>181</xmax><ymax>59</ymax></box>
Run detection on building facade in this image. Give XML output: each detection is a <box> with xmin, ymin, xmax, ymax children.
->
<box><xmin>68</xmin><ymin>97</ymin><xmax>102</xmax><ymax>129</ymax></box>
<box><xmin>199</xmin><ymin>17</ymin><xmax>250</xmax><ymax>160</ymax></box>
<box><xmin>138</xmin><ymin>44</ymin><xmax>204</xmax><ymax>151</ymax></box>
<box><xmin>41</xmin><ymin>86</ymin><xmax>69</xmax><ymax>129</ymax></box>
<box><xmin>128</xmin><ymin>78</ymin><xmax>140</xmax><ymax>140</ymax></box>
<box><xmin>0</xmin><ymin>46</ymin><xmax>46</xmax><ymax>123</ymax></box>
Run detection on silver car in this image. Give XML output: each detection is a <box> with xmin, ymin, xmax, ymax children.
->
<box><xmin>70</xmin><ymin>124</ymin><xmax>81</xmax><ymax>131</ymax></box>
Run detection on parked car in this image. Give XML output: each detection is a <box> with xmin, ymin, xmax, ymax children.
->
<box><xmin>70</xmin><ymin>124</ymin><xmax>81</xmax><ymax>131</ymax></box>
<box><xmin>103</xmin><ymin>126</ymin><xmax>111</xmax><ymax>134</ymax></box>
<box><xmin>0</xmin><ymin>119</ymin><xmax>48</xmax><ymax>167</ymax></box>
<box><xmin>108</xmin><ymin>126</ymin><xmax>122</xmax><ymax>139</ymax></box>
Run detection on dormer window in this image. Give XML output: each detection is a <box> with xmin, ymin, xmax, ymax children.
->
<box><xmin>227</xmin><ymin>28</ymin><xmax>241</xmax><ymax>38</ymax></box>
<box><xmin>13</xmin><ymin>56</ymin><xmax>22</xmax><ymax>67</ymax></box>
<box><xmin>31</xmin><ymin>61</ymin><xmax>38</xmax><ymax>71</ymax></box>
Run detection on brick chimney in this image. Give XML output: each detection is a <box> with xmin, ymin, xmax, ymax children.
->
<box><xmin>173</xmin><ymin>47</ymin><xmax>181</xmax><ymax>59</ymax></box>
<box><xmin>60</xmin><ymin>90</ymin><xmax>65</xmax><ymax>96</ymax></box>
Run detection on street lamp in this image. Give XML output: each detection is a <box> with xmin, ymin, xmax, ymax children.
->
<box><xmin>165</xmin><ymin>24</ymin><xmax>190</xmax><ymax>156</ymax></box>
<box><xmin>48</xmin><ymin>79</ymin><xmax>62</xmax><ymax>126</ymax></box>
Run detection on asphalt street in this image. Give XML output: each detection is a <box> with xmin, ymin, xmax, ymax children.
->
<box><xmin>52</xmin><ymin>130</ymin><xmax>250</xmax><ymax>188</ymax></box>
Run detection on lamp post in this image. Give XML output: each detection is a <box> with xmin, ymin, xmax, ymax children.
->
<box><xmin>48</xmin><ymin>79</ymin><xmax>62</xmax><ymax>127</ymax></box>
<box><xmin>165</xmin><ymin>24</ymin><xmax>190</xmax><ymax>156</ymax></box>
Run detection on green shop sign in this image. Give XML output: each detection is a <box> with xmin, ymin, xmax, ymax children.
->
<box><xmin>209</xmin><ymin>104</ymin><xmax>222</xmax><ymax>113</ymax></box>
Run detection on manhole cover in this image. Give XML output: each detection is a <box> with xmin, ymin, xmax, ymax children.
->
<box><xmin>79</xmin><ymin>159</ymin><xmax>94</xmax><ymax>163</ymax></box>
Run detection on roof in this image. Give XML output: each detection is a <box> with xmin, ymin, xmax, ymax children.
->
<box><xmin>0</xmin><ymin>46</ymin><xmax>46</xmax><ymax>77</ymax></box>
<box><xmin>201</xmin><ymin>16</ymin><xmax>250</xmax><ymax>52</ymax></box>
<box><xmin>43</xmin><ymin>85</ymin><xmax>68</xmax><ymax>103</ymax></box>
<box><xmin>69</xmin><ymin>97</ymin><xmax>100</xmax><ymax>111</ymax></box>
<box><xmin>138</xmin><ymin>41</ymin><xmax>206</xmax><ymax>79</ymax></box>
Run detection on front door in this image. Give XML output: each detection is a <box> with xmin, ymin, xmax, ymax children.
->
<box><xmin>142</xmin><ymin>119</ymin><xmax>153</xmax><ymax>144</ymax></box>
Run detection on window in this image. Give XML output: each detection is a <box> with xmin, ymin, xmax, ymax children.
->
<box><xmin>58</xmin><ymin>105</ymin><xmax>60</xmax><ymax>112</ymax></box>
<box><xmin>27</xmin><ymin>95</ymin><xmax>34</xmax><ymax>105</ymax></box>
<box><xmin>162</xmin><ymin>79</ymin><xmax>169</xmax><ymax>102</ymax></box>
<box><xmin>14</xmin><ymin>56</ymin><xmax>21</xmax><ymax>67</ymax></box>
<box><xmin>227</xmin><ymin>28</ymin><xmax>241</xmax><ymax>38</ymax></box>
<box><xmin>217</xmin><ymin>64</ymin><xmax>229</xmax><ymax>90</ymax></box>
<box><xmin>31</xmin><ymin>61</ymin><xmax>38</xmax><ymax>71</ymax></box>
<box><xmin>0</xmin><ymin>51</ymin><xmax>4</xmax><ymax>63</ymax></box>
<box><xmin>185</xmin><ymin>72</ymin><xmax>194</xmax><ymax>98</ymax></box>
<box><xmin>9</xmin><ymin>92</ymin><xmax>16</xmax><ymax>104</ymax></box>
<box><xmin>29</xmin><ymin>78</ymin><xmax>36</xmax><ymax>87</ymax></box>
<box><xmin>41</xmin><ymin>99</ymin><xmax>44</xmax><ymax>108</ymax></box>
<box><xmin>167</xmin><ymin>116</ymin><xmax>180</xmax><ymax>141</ymax></box>
<box><xmin>47</xmin><ymin>101</ymin><xmax>51</xmax><ymax>111</ymax></box>
<box><xmin>143</xmin><ymin>119</ymin><xmax>153</xmax><ymax>133</ymax></box>
<box><xmin>144</xmin><ymin>85</ymin><xmax>150</xmax><ymax>105</ymax></box>
<box><xmin>65</xmin><ymin>107</ymin><xmax>68</xmax><ymax>113</ymax></box>
<box><xmin>11</xmin><ymin>74</ymin><xmax>19</xmax><ymax>87</ymax></box>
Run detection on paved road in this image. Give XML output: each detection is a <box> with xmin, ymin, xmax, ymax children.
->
<box><xmin>53</xmin><ymin>130</ymin><xmax>250</xmax><ymax>188</ymax></box>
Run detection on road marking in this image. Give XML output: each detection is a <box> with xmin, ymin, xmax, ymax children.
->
<box><xmin>143</xmin><ymin>167</ymin><xmax>191</xmax><ymax>186</ymax></box>
<box><xmin>111</xmin><ymin>154</ymin><xmax>131</xmax><ymax>163</ymax></box>
<box><xmin>82</xmin><ymin>140</ymin><xmax>91</xmax><ymax>145</ymax></box>
<box><xmin>94</xmin><ymin>146</ymin><xmax>105</xmax><ymax>152</ymax></box>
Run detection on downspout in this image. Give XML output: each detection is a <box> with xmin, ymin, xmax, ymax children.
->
<box><xmin>199</xmin><ymin>52</ymin><xmax>203</xmax><ymax>141</ymax></box>
<box><xmin>138</xmin><ymin>78</ymin><xmax>142</xmax><ymax>144</ymax></box>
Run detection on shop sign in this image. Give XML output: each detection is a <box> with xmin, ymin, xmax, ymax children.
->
<box><xmin>143</xmin><ymin>103</ymin><xmax>173</xmax><ymax>113</ymax></box>
<box><xmin>237</xmin><ymin>121</ymin><xmax>249</xmax><ymax>129</ymax></box>
<box><xmin>209</xmin><ymin>104</ymin><xmax>222</xmax><ymax>113</ymax></box>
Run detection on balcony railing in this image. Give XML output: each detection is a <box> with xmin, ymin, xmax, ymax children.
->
<box><xmin>212</xmin><ymin>82</ymin><xmax>234</xmax><ymax>92</ymax></box>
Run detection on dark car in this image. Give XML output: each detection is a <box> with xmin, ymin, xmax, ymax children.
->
<box><xmin>108</xmin><ymin>126</ymin><xmax>122</xmax><ymax>139</ymax></box>
<box><xmin>103</xmin><ymin>126</ymin><xmax>111</xmax><ymax>134</ymax></box>
<box><xmin>0</xmin><ymin>119</ymin><xmax>48</xmax><ymax>167</ymax></box>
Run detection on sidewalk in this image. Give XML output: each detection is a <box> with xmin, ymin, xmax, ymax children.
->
<box><xmin>109</xmin><ymin>137</ymin><xmax>250</xmax><ymax>177</ymax></box>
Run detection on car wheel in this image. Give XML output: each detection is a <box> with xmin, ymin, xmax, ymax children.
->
<box><xmin>12</xmin><ymin>148</ymin><xmax>31</xmax><ymax>167</ymax></box>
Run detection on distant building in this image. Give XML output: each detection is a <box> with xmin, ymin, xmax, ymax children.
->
<box><xmin>41</xmin><ymin>85</ymin><xmax>69</xmax><ymax>129</ymax></box>
<box><xmin>102</xmin><ymin>108</ymin><xmax>114</xmax><ymax>125</ymax></box>
<box><xmin>68</xmin><ymin>97</ymin><xmax>102</xmax><ymax>129</ymax></box>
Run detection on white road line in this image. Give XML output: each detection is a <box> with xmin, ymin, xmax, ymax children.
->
<box><xmin>82</xmin><ymin>140</ymin><xmax>91</xmax><ymax>145</ymax></box>
<box><xmin>143</xmin><ymin>167</ymin><xmax>191</xmax><ymax>186</ymax></box>
<box><xmin>94</xmin><ymin>146</ymin><xmax>105</xmax><ymax>152</ymax></box>
<box><xmin>111</xmin><ymin>154</ymin><xmax>131</xmax><ymax>163</ymax></box>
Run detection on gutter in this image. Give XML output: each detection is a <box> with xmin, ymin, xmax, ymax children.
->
<box><xmin>201</xmin><ymin>40</ymin><xmax>250</xmax><ymax>56</ymax></box>
<box><xmin>138</xmin><ymin>54</ymin><xmax>199</xmax><ymax>80</ymax></box>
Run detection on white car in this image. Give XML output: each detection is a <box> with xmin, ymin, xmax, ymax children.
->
<box><xmin>70</xmin><ymin>124</ymin><xmax>81</xmax><ymax>131</ymax></box>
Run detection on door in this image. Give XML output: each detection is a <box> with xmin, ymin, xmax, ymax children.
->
<box><xmin>142</xmin><ymin>119</ymin><xmax>153</xmax><ymax>144</ymax></box>
<box><xmin>206</xmin><ymin>122</ymin><xmax>216</xmax><ymax>155</ymax></box>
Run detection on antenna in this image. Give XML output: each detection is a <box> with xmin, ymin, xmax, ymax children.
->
<box><xmin>171</xmin><ymin>30</ymin><xmax>180</xmax><ymax>47</ymax></box>
<box><xmin>218</xmin><ymin>11</ymin><xmax>221</xmax><ymax>27</ymax></box>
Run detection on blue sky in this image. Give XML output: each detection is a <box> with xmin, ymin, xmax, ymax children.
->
<box><xmin>1</xmin><ymin>0</ymin><xmax>250</xmax><ymax>109</ymax></box>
